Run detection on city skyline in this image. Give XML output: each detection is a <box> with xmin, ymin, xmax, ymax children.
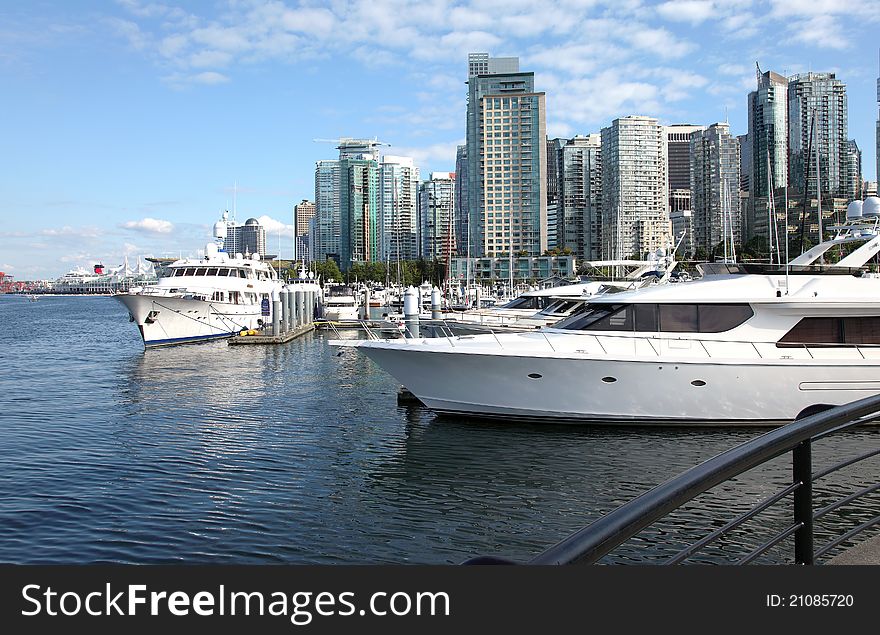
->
<box><xmin>3</xmin><ymin>0</ymin><xmax>880</xmax><ymax>279</ymax></box>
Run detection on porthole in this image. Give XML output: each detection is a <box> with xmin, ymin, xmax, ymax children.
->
<box><xmin>691</xmin><ymin>380</ymin><xmax>706</xmax><ymax>387</ymax></box>
<box><xmin>601</xmin><ymin>376</ymin><xmax>617</xmax><ymax>383</ymax></box>
<box><xmin>527</xmin><ymin>373</ymin><xmax>542</xmax><ymax>379</ymax></box>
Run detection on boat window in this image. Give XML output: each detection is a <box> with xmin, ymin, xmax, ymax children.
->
<box><xmin>206</xmin><ymin>268</ymin><xmax>219</xmax><ymax>276</ymax></box>
<box><xmin>634</xmin><ymin>303</ymin><xmax>659</xmax><ymax>331</ymax></box>
<box><xmin>557</xmin><ymin>303</ymin><xmax>753</xmax><ymax>333</ymax></box>
<box><xmin>194</xmin><ymin>268</ymin><xmax>207</xmax><ymax>276</ymax></box>
<box><xmin>238</xmin><ymin>269</ymin><xmax>247</xmax><ymax>278</ymax></box>
<box><xmin>778</xmin><ymin>317</ymin><xmax>880</xmax><ymax>346</ymax></box>
<box><xmin>659</xmin><ymin>304</ymin><xmax>698</xmax><ymax>332</ymax></box>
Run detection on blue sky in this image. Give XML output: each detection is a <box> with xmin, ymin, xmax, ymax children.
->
<box><xmin>2</xmin><ymin>0</ymin><xmax>879</xmax><ymax>280</ymax></box>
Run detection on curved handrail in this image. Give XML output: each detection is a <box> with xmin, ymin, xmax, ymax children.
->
<box><xmin>525</xmin><ymin>393</ymin><xmax>880</xmax><ymax>565</ymax></box>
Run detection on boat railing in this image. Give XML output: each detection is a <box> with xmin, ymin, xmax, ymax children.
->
<box><xmin>469</xmin><ymin>329</ymin><xmax>880</xmax><ymax>361</ymax></box>
<box><xmin>465</xmin><ymin>393</ymin><xmax>880</xmax><ymax>565</ymax></box>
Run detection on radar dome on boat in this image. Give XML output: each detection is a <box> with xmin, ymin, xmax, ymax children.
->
<box><xmin>213</xmin><ymin>220</ymin><xmax>227</xmax><ymax>239</ymax></box>
<box><xmin>252</xmin><ymin>253</ymin><xmax>261</xmax><ymax>260</ymax></box>
<box><xmin>846</xmin><ymin>201</ymin><xmax>863</xmax><ymax>219</ymax></box>
<box><xmin>205</xmin><ymin>243</ymin><xmax>218</xmax><ymax>257</ymax></box>
<box><xmin>863</xmin><ymin>197</ymin><xmax>880</xmax><ymax>218</ymax></box>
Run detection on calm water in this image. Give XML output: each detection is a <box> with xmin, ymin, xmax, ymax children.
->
<box><xmin>0</xmin><ymin>295</ymin><xmax>877</xmax><ymax>564</ymax></box>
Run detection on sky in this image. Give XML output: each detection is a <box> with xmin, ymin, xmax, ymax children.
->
<box><xmin>2</xmin><ymin>0</ymin><xmax>879</xmax><ymax>280</ymax></box>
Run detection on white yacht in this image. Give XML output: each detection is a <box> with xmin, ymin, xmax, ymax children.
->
<box><xmin>323</xmin><ymin>284</ymin><xmax>360</xmax><ymax>321</ymax></box>
<box><xmin>116</xmin><ymin>213</ymin><xmax>321</xmax><ymax>347</ymax></box>
<box><xmin>335</xmin><ymin>200</ymin><xmax>880</xmax><ymax>425</ymax></box>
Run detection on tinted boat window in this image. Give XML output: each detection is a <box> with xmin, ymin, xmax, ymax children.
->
<box><xmin>659</xmin><ymin>304</ymin><xmax>698</xmax><ymax>332</ymax></box>
<box><xmin>634</xmin><ymin>303</ymin><xmax>658</xmax><ymax>331</ymax></box>
<box><xmin>554</xmin><ymin>305</ymin><xmax>616</xmax><ymax>330</ymax></box>
<box><xmin>778</xmin><ymin>317</ymin><xmax>880</xmax><ymax>346</ymax></box>
<box><xmin>194</xmin><ymin>268</ymin><xmax>207</xmax><ymax>276</ymax></box>
<box><xmin>698</xmin><ymin>304</ymin><xmax>755</xmax><ymax>333</ymax></box>
<box><xmin>206</xmin><ymin>268</ymin><xmax>219</xmax><ymax>276</ymax></box>
<box><xmin>591</xmin><ymin>305</ymin><xmax>633</xmax><ymax>331</ymax></box>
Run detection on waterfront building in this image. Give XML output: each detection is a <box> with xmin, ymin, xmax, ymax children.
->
<box><xmin>559</xmin><ymin>134</ymin><xmax>602</xmax><ymax>260</ymax></box>
<box><xmin>454</xmin><ymin>144</ymin><xmax>469</xmax><ymax>256</ymax></box>
<box><xmin>379</xmin><ymin>155</ymin><xmax>420</xmax><ymax>263</ymax></box>
<box><xmin>600</xmin><ymin>115</ymin><xmax>669</xmax><ymax>259</ymax></box>
<box><xmin>546</xmin><ymin>137</ymin><xmax>566</xmax><ymax>251</ymax></box>
<box><xmin>738</xmin><ymin>133</ymin><xmax>751</xmax><ymax>193</ymax></box>
<box><xmin>846</xmin><ymin>139</ymin><xmax>862</xmax><ymax>202</ymax></box>
<box><xmin>225</xmin><ymin>218</ymin><xmax>266</xmax><ymax>257</ymax></box>
<box><xmin>747</xmin><ymin>67</ymin><xmax>788</xmax><ymax>241</ymax></box>
<box><xmin>293</xmin><ymin>199</ymin><xmax>315</xmax><ymax>262</ymax></box>
<box><xmin>866</xmin><ymin>181</ymin><xmax>878</xmax><ymax>198</ymax></box>
<box><xmin>465</xmin><ymin>53</ymin><xmax>547</xmax><ymax>258</ymax></box>
<box><xmin>788</xmin><ymin>72</ymin><xmax>849</xmax><ymax>199</ymax></box>
<box><xmin>666</xmin><ymin>124</ymin><xmax>705</xmax><ymax>216</ymax></box>
<box><xmin>419</xmin><ymin>172</ymin><xmax>456</xmax><ymax>261</ymax></box>
<box><xmin>690</xmin><ymin>123</ymin><xmax>741</xmax><ymax>256</ymax></box>
<box><xmin>314</xmin><ymin>160</ymin><xmax>341</xmax><ymax>262</ymax></box>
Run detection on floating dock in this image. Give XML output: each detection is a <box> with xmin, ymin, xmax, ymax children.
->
<box><xmin>228</xmin><ymin>322</ymin><xmax>315</xmax><ymax>345</ymax></box>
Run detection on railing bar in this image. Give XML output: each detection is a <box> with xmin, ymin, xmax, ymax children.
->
<box><xmin>666</xmin><ymin>481</ymin><xmax>802</xmax><ymax>564</ymax></box>
<box><xmin>814</xmin><ymin>415</ymin><xmax>880</xmax><ymax>441</ymax></box>
<box><xmin>812</xmin><ymin>447</ymin><xmax>880</xmax><ymax>480</ymax></box>
<box><xmin>814</xmin><ymin>515</ymin><xmax>880</xmax><ymax>560</ymax></box>
<box><xmin>736</xmin><ymin>523</ymin><xmax>802</xmax><ymax>565</ymax></box>
<box><xmin>813</xmin><ymin>482</ymin><xmax>880</xmax><ymax>520</ymax></box>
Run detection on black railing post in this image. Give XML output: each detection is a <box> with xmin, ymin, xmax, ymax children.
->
<box><xmin>793</xmin><ymin>440</ymin><xmax>814</xmax><ymax>565</ymax></box>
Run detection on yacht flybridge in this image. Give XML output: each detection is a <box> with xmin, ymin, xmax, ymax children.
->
<box><xmin>334</xmin><ymin>199</ymin><xmax>880</xmax><ymax>425</ymax></box>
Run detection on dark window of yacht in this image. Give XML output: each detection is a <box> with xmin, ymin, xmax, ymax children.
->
<box><xmin>194</xmin><ymin>268</ymin><xmax>207</xmax><ymax>276</ymax></box>
<box><xmin>591</xmin><ymin>305</ymin><xmax>633</xmax><ymax>331</ymax></box>
<box><xmin>206</xmin><ymin>268</ymin><xmax>219</xmax><ymax>276</ymax></box>
<box><xmin>182</xmin><ymin>268</ymin><xmax>194</xmax><ymax>276</ymax></box>
<box><xmin>173</xmin><ymin>269</ymin><xmax>184</xmax><ymax>277</ymax></box>
<box><xmin>659</xmin><ymin>304</ymin><xmax>698</xmax><ymax>332</ymax></box>
<box><xmin>778</xmin><ymin>317</ymin><xmax>880</xmax><ymax>346</ymax></box>
<box><xmin>553</xmin><ymin>304</ymin><xmax>618</xmax><ymax>330</ymax></box>
<box><xmin>697</xmin><ymin>304</ymin><xmax>755</xmax><ymax>333</ymax></box>
<box><xmin>634</xmin><ymin>303</ymin><xmax>659</xmax><ymax>331</ymax></box>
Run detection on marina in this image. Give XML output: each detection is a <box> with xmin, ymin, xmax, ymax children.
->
<box><xmin>1</xmin><ymin>294</ymin><xmax>878</xmax><ymax>565</ymax></box>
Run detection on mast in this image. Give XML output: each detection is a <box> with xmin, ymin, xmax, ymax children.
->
<box><xmin>814</xmin><ymin>108</ymin><xmax>823</xmax><ymax>262</ymax></box>
<box><xmin>798</xmin><ymin>111</ymin><xmax>816</xmax><ymax>255</ymax></box>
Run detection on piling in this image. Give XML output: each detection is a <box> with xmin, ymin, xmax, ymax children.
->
<box><xmin>403</xmin><ymin>285</ymin><xmax>420</xmax><ymax>338</ymax></box>
<box><xmin>272</xmin><ymin>287</ymin><xmax>282</xmax><ymax>336</ymax></box>
<box><xmin>286</xmin><ymin>286</ymin><xmax>295</xmax><ymax>331</ymax></box>
<box><xmin>280</xmin><ymin>287</ymin><xmax>289</xmax><ymax>333</ymax></box>
<box><xmin>431</xmin><ymin>286</ymin><xmax>442</xmax><ymax>320</ymax></box>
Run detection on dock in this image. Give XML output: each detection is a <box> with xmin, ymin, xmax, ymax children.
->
<box><xmin>228</xmin><ymin>322</ymin><xmax>315</xmax><ymax>345</ymax></box>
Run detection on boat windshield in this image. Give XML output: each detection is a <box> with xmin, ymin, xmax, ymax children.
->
<box><xmin>554</xmin><ymin>302</ymin><xmax>754</xmax><ymax>333</ymax></box>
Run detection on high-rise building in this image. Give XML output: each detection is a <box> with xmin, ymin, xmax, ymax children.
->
<box><xmin>747</xmin><ymin>67</ymin><xmax>788</xmax><ymax>240</ymax></box>
<box><xmin>454</xmin><ymin>145</ymin><xmax>469</xmax><ymax>256</ymax></box>
<box><xmin>737</xmin><ymin>133</ymin><xmax>751</xmax><ymax>192</ymax></box>
<box><xmin>690</xmin><ymin>123</ymin><xmax>742</xmax><ymax>257</ymax></box>
<box><xmin>379</xmin><ymin>155</ymin><xmax>420</xmax><ymax>263</ymax></box>
<box><xmin>788</xmin><ymin>72</ymin><xmax>848</xmax><ymax>198</ymax></box>
<box><xmin>419</xmin><ymin>172</ymin><xmax>456</xmax><ymax>260</ymax></box>
<box><xmin>600</xmin><ymin>116</ymin><xmax>669</xmax><ymax>259</ymax></box>
<box><xmin>225</xmin><ymin>218</ymin><xmax>266</xmax><ymax>257</ymax></box>
<box><xmin>846</xmin><ymin>139</ymin><xmax>863</xmax><ymax>202</ymax></box>
<box><xmin>559</xmin><ymin>134</ymin><xmax>602</xmax><ymax>259</ymax></box>
<box><xmin>314</xmin><ymin>160</ymin><xmax>341</xmax><ymax>262</ymax></box>
<box><xmin>293</xmin><ymin>199</ymin><xmax>315</xmax><ymax>262</ymax></box>
<box><xmin>468</xmin><ymin>52</ymin><xmax>519</xmax><ymax>77</ymax></box>
<box><xmin>339</xmin><ymin>157</ymin><xmax>379</xmax><ymax>270</ymax></box>
<box><xmin>465</xmin><ymin>53</ymin><xmax>547</xmax><ymax>258</ymax></box>
<box><xmin>666</xmin><ymin>124</ymin><xmax>705</xmax><ymax>211</ymax></box>
<box><xmin>546</xmin><ymin>137</ymin><xmax>566</xmax><ymax>251</ymax></box>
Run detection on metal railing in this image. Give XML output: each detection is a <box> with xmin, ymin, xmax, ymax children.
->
<box><xmin>466</xmin><ymin>393</ymin><xmax>880</xmax><ymax>565</ymax></box>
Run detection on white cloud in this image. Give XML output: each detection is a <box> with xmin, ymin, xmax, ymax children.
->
<box><xmin>656</xmin><ymin>1</ymin><xmax>716</xmax><ymax>24</ymax></box>
<box><xmin>39</xmin><ymin>226</ymin><xmax>102</xmax><ymax>238</ymax></box>
<box><xmin>120</xmin><ymin>218</ymin><xmax>174</xmax><ymax>234</ymax></box>
<box><xmin>255</xmin><ymin>215</ymin><xmax>293</xmax><ymax>235</ymax></box>
<box><xmin>386</xmin><ymin>140</ymin><xmax>463</xmax><ymax>170</ymax></box>
<box><xmin>785</xmin><ymin>16</ymin><xmax>849</xmax><ymax>50</ymax></box>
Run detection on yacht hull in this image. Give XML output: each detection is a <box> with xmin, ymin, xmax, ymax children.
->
<box><xmin>116</xmin><ymin>294</ymin><xmax>264</xmax><ymax>347</ymax></box>
<box><xmin>355</xmin><ymin>340</ymin><xmax>880</xmax><ymax>425</ymax></box>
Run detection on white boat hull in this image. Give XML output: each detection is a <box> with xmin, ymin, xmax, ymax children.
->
<box><xmin>116</xmin><ymin>293</ymin><xmax>264</xmax><ymax>347</ymax></box>
<box><xmin>355</xmin><ymin>339</ymin><xmax>880</xmax><ymax>425</ymax></box>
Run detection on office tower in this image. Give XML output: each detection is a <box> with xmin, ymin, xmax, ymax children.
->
<box><xmin>465</xmin><ymin>53</ymin><xmax>547</xmax><ymax>258</ymax></box>
<box><xmin>846</xmin><ymin>139</ymin><xmax>862</xmax><ymax>202</ymax></box>
<box><xmin>546</xmin><ymin>137</ymin><xmax>566</xmax><ymax>251</ymax></box>
<box><xmin>737</xmin><ymin>134</ymin><xmax>751</xmax><ymax>192</ymax></box>
<box><xmin>666</xmin><ymin>124</ymin><xmax>706</xmax><ymax>212</ymax></box>
<box><xmin>225</xmin><ymin>218</ymin><xmax>266</xmax><ymax>257</ymax></box>
<box><xmin>600</xmin><ymin>116</ymin><xmax>669</xmax><ymax>259</ymax></box>
<box><xmin>788</xmin><ymin>72</ymin><xmax>848</xmax><ymax>198</ymax></box>
<box><xmin>314</xmin><ymin>160</ymin><xmax>341</xmax><ymax>262</ymax></box>
<box><xmin>690</xmin><ymin>123</ymin><xmax>742</xmax><ymax>256</ymax></box>
<box><xmin>559</xmin><ymin>134</ymin><xmax>602</xmax><ymax>259</ymax></box>
<box><xmin>379</xmin><ymin>155</ymin><xmax>420</xmax><ymax>263</ymax></box>
<box><xmin>747</xmin><ymin>67</ymin><xmax>788</xmax><ymax>240</ymax></box>
<box><xmin>468</xmin><ymin>52</ymin><xmax>519</xmax><ymax>77</ymax></box>
<box><xmin>419</xmin><ymin>172</ymin><xmax>456</xmax><ymax>260</ymax></box>
<box><xmin>293</xmin><ymin>199</ymin><xmax>315</xmax><ymax>262</ymax></box>
<box><xmin>454</xmin><ymin>145</ymin><xmax>469</xmax><ymax>256</ymax></box>
<box><xmin>339</xmin><ymin>157</ymin><xmax>379</xmax><ymax>270</ymax></box>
